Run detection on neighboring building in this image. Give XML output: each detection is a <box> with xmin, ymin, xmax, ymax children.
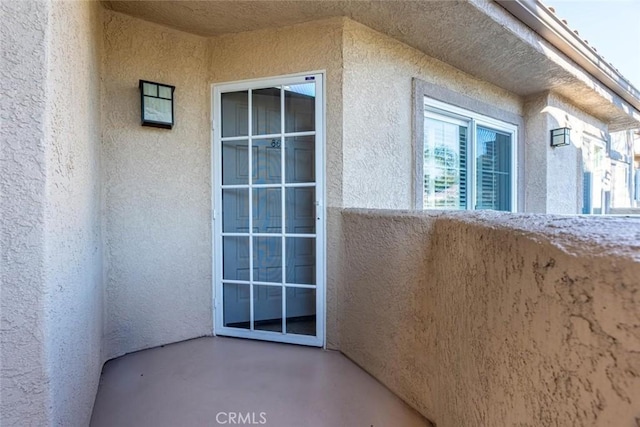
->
<box><xmin>609</xmin><ymin>128</ymin><xmax>640</xmax><ymax>210</ymax></box>
<box><xmin>636</xmin><ymin>130</ymin><xmax>640</xmax><ymax>205</ymax></box>
<box><xmin>2</xmin><ymin>0</ymin><xmax>640</xmax><ymax>426</ymax></box>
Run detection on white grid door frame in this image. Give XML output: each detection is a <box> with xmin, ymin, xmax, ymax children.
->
<box><xmin>211</xmin><ymin>71</ymin><xmax>326</xmax><ymax>347</ymax></box>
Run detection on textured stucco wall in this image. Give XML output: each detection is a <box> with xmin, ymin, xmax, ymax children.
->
<box><xmin>524</xmin><ymin>93</ymin><xmax>551</xmax><ymax>213</ymax></box>
<box><xmin>1</xmin><ymin>1</ymin><xmax>53</xmax><ymax>424</ymax></box>
<box><xmin>341</xmin><ymin>19</ymin><xmax>523</xmax><ymax>210</ymax></box>
<box><xmin>208</xmin><ymin>17</ymin><xmax>344</xmax><ymax>348</ymax></box>
<box><xmin>209</xmin><ymin>17</ymin><xmax>344</xmax><ymax>209</ymax></box>
<box><xmin>3</xmin><ymin>2</ymin><xmax>638</xmax><ymax>424</ymax></box>
<box><xmin>102</xmin><ymin>13</ymin><xmax>345</xmax><ymax>356</ymax></box>
<box><xmin>43</xmin><ymin>0</ymin><xmax>104</xmax><ymax>424</ymax></box>
<box><xmin>524</xmin><ymin>92</ymin><xmax>608</xmax><ymax>214</ymax></box>
<box><xmin>1</xmin><ymin>0</ymin><xmax>104</xmax><ymax>425</ymax></box>
<box><xmin>102</xmin><ymin>10</ymin><xmax>211</xmax><ymax>360</ymax></box>
<box><xmin>341</xmin><ymin>18</ymin><xmax>611</xmax><ymax>215</ymax></box>
<box><xmin>546</xmin><ymin>92</ymin><xmax>608</xmax><ymax>214</ymax></box>
<box><xmin>339</xmin><ymin>209</ymin><xmax>640</xmax><ymax>426</ymax></box>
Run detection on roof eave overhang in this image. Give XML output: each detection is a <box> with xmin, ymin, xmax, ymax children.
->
<box><xmin>496</xmin><ymin>0</ymin><xmax>640</xmax><ymax>119</ymax></box>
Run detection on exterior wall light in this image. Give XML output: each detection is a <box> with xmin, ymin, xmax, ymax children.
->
<box><xmin>139</xmin><ymin>80</ymin><xmax>175</xmax><ymax>129</ymax></box>
<box><xmin>550</xmin><ymin>127</ymin><xmax>571</xmax><ymax>147</ymax></box>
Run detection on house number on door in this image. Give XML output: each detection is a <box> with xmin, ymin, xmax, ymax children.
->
<box><xmin>270</xmin><ymin>139</ymin><xmax>281</xmax><ymax>148</ymax></box>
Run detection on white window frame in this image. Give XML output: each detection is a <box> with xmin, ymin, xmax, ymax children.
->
<box><xmin>581</xmin><ymin>134</ymin><xmax>607</xmax><ymax>215</ymax></box>
<box><xmin>423</xmin><ymin>97</ymin><xmax>518</xmax><ymax>212</ymax></box>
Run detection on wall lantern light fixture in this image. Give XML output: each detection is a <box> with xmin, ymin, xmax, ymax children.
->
<box><xmin>139</xmin><ymin>80</ymin><xmax>175</xmax><ymax>129</ymax></box>
<box><xmin>550</xmin><ymin>127</ymin><xmax>571</xmax><ymax>147</ymax></box>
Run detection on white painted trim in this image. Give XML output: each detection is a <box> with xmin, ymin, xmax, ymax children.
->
<box><xmin>317</xmin><ymin>71</ymin><xmax>327</xmax><ymax>350</ymax></box>
<box><xmin>211</xmin><ymin>71</ymin><xmax>326</xmax><ymax>348</ymax></box>
<box><xmin>210</xmin><ymin>85</ymin><xmax>217</xmax><ymax>336</ymax></box>
<box><xmin>581</xmin><ymin>134</ymin><xmax>608</xmax><ymax>215</ymax></box>
<box><xmin>212</xmin><ymin>70</ymin><xmax>327</xmax><ymax>93</ymax></box>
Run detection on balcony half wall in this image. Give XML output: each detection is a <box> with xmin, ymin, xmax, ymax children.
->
<box><xmin>337</xmin><ymin>209</ymin><xmax>640</xmax><ymax>427</ymax></box>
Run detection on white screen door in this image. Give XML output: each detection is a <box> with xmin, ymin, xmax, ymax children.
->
<box><xmin>212</xmin><ymin>73</ymin><xmax>324</xmax><ymax>346</ymax></box>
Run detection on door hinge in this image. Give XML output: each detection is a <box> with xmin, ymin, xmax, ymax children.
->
<box><xmin>212</xmin><ymin>208</ymin><xmax>217</xmax><ymax>221</ymax></box>
<box><xmin>211</xmin><ymin>119</ymin><xmax>216</xmax><ymax>131</ymax></box>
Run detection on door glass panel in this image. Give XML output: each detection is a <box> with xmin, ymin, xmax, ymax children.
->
<box><xmin>254</xmin><ymin>285</ymin><xmax>282</xmax><ymax>332</ymax></box>
<box><xmin>285</xmin><ymin>187</ymin><xmax>315</xmax><ymax>234</ymax></box>
<box><xmin>223</xmin><ymin>283</ymin><xmax>250</xmax><ymax>329</ymax></box>
<box><xmin>286</xmin><ymin>237</ymin><xmax>315</xmax><ymax>285</ymax></box>
<box><xmin>222</xmin><ymin>140</ymin><xmax>249</xmax><ymax>185</ymax></box>
<box><xmin>253</xmin><ymin>88</ymin><xmax>281</xmax><ymax>136</ymax></box>
<box><xmin>253</xmin><ymin>237</ymin><xmax>282</xmax><ymax>283</ymax></box>
<box><xmin>252</xmin><ymin>138</ymin><xmax>281</xmax><ymax>184</ymax></box>
<box><xmin>223</xmin><ymin>236</ymin><xmax>249</xmax><ymax>281</ymax></box>
<box><xmin>252</xmin><ymin>188</ymin><xmax>281</xmax><ymax>233</ymax></box>
<box><xmin>285</xmin><ymin>83</ymin><xmax>315</xmax><ymax>133</ymax></box>
<box><xmin>221</xmin><ymin>91</ymin><xmax>248</xmax><ymax>137</ymax></box>
<box><xmin>286</xmin><ymin>287</ymin><xmax>315</xmax><ymax>336</ymax></box>
<box><xmin>222</xmin><ymin>188</ymin><xmax>249</xmax><ymax>233</ymax></box>
<box><xmin>285</xmin><ymin>136</ymin><xmax>315</xmax><ymax>183</ymax></box>
<box><xmin>218</xmin><ymin>76</ymin><xmax>321</xmax><ymax>342</ymax></box>
<box><xmin>475</xmin><ymin>126</ymin><xmax>511</xmax><ymax>211</ymax></box>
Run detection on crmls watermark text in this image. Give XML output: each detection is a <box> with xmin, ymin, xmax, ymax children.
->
<box><xmin>215</xmin><ymin>412</ymin><xmax>267</xmax><ymax>425</ymax></box>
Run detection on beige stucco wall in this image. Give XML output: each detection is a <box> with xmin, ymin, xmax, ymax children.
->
<box><xmin>103</xmin><ymin>13</ymin><xmax>346</xmax><ymax>355</ymax></box>
<box><xmin>524</xmin><ymin>91</ymin><xmax>608</xmax><ymax>214</ymax></box>
<box><xmin>4</xmin><ymin>4</ymin><xmax>636</xmax><ymax>424</ymax></box>
<box><xmin>102</xmin><ymin>10</ymin><xmax>211</xmax><ymax>360</ymax></box>
<box><xmin>209</xmin><ymin>17</ymin><xmax>344</xmax><ymax>209</ymax></box>
<box><xmin>524</xmin><ymin>93</ymin><xmax>551</xmax><ymax>213</ymax></box>
<box><xmin>341</xmin><ymin>19</ymin><xmax>611</xmax><ymax>215</ymax></box>
<box><xmin>101</xmin><ymin>12</ymin><xmax>614</xmax><ymax>362</ymax></box>
<box><xmin>547</xmin><ymin>93</ymin><xmax>609</xmax><ymax>214</ymax></box>
<box><xmin>43</xmin><ymin>0</ymin><xmax>104</xmax><ymax>424</ymax></box>
<box><xmin>1</xmin><ymin>1</ymin><xmax>52</xmax><ymax>423</ymax></box>
<box><xmin>1</xmin><ymin>0</ymin><xmax>104</xmax><ymax>425</ymax></box>
<box><xmin>339</xmin><ymin>209</ymin><xmax>640</xmax><ymax>426</ymax></box>
<box><xmin>341</xmin><ymin>19</ymin><xmax>523</xmax><ymax>210</ymax></box>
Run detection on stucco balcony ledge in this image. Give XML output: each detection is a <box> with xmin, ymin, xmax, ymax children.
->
<box><xmin>337</xmin><ymin>209</ymin><xmax>640</xmax><ymax>426</ymax></box>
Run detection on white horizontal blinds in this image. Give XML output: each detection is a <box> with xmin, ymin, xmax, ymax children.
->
<box><xmin>423</xmin><ymin>116</ymin><xmax>467</xmax><ymax>209</ymax></box>
<box><xmin>475</xmin><ymin>126</ymin><xmax>511</xmax><ymax>211</ymax></box>
<box><xmin>582</xmin><ymin>138</ymin><xmax>594</xmax><ymax>214</ymax></box>
<box><xmin>458</xmin><ymin>127</ymin><xmax>467</xmax><ymax>210</ymax></box>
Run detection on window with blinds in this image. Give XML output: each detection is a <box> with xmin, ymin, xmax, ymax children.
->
<box><xmin>423</xmin><ymin>116</ymin><xmax>467</xmax><ymax>209</ymax></box>
<box><xmin>475</xmin><ymin>126</ymin><xmax>511</xmax><ymax>211</ymax></box>
<box><xmin>423</xmin><ymin>98</ymin><xmax>516</xmax><ymax>212</ymax></box>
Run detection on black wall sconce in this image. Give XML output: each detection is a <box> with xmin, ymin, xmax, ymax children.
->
<box><xmin>139</xmin><ymin>80</ymin><xmax>175</xmax><ymax>129</ymax></box>
<box><xmin>550</xmin><ymin>127</ymin><xmax>571</xmax><ymax>147</ymax></box>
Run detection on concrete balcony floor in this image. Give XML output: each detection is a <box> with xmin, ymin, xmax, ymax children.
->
<box><xmin>90</xmin><ymin>336</ymin><xmax>430</xmax><ymax>427</ymax></box>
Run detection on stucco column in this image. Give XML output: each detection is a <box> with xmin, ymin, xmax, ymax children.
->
<box><xmin>525</xmin><ymin>92</ymin><xmax>608</xmax><ymax>214</ymax></box>
<box><xmin>523</xmin><ymin>93</ymin><xmax>550</xmax><ymax>213</ymax></box>
<box><xmin>1</xmin><ymin>1</ymin><xmax>52</xmax><ymax>424</ymax></box>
